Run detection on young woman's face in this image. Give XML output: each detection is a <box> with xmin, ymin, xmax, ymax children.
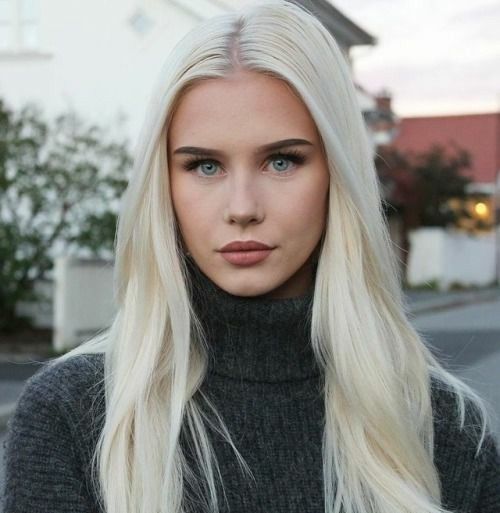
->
<box><xmin>168</xmin><ymin>70</ymin><xmax>329</xmax><ymax>298</ymax></box>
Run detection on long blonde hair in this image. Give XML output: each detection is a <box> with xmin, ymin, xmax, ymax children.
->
<box><xmin>53</xmin><ymin>2</ymin><xmax>489</xmax><ymax>512</ymax></box>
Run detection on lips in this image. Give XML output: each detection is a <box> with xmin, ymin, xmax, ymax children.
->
<box><xmin>220</xmin><ymin>240</ymin><xmax>273</xmax><ymax>252</ymax></box>
<box><xmin>218</xmin><ymin>240</ymin><xmax>274</xmax><ymax>266</ymax></box>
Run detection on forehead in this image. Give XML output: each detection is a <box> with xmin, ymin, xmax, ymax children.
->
<box><xmin>168</xmin><ymin>71</ymin><xmax>320</xmax><ymax>148</ymax></box>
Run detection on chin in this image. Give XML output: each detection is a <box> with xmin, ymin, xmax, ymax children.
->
<box><xmin>223</xmin><ymin>282</ymin><xmax>275</xmax><ymax>298</ymax></box>
<box><xmin>215</xmin><ymin>274</ymin><xmax>281</xmax><ymax>298</ymax></box>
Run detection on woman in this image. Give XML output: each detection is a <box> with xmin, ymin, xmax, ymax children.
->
<box><xmin>3</xmin><ymin>2</ymin><xmax>499</xmax><ymax>513</ymax></box>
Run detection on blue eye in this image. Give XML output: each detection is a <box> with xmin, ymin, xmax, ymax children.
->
<box><xmin>271</xmin><ymin>157</ymin><xmax>291</xmax><ymax>172</ymax></box>
<box><xmin>267</xmin><ymin>151</ymin><xmax>306</xmax><ymax>174</ymax></box>
<box><xmin>182</xmin><ymin>158</ymin><xmax>220</xmax><ymax>176</ymax></box>
<box><xmin>199</xmin><ymin>162</ymin><xmax>219</xmax><ymax>176</ymax></box>
<box><xmin>181</xmin><ymin>150</ymin><xmax>307</xmax><ymax>177</ymax></box>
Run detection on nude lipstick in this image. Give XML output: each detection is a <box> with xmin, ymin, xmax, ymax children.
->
<box><xmin>219</xmin><ymin>240</ymin><xmax>274</xmax><ymax>266</ymax></box>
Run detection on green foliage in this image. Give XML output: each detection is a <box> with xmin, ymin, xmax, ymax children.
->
<box><xmin>404</xmin><ymin>279</ymin><xmax>439</xmax><ymax>291</ymax></box>
<box><xmin>412</xmin><ymin>144</ymin><xmax>472</xmax><ymax>227</ymax></box>
<box><xmin>376</xmin><ymin>144</ymin><xmax>473</xmax><ymax>228</ymax></box>
<box><xmin>0</xmin><ymin>99</ymin><xmax>132</xmax><ymax>330</ymax></box>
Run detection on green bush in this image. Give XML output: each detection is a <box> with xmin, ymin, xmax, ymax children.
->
<box><xmin>0</xmin><ymin>99</ymin><xmax>132</xmax><ymax>331</ymax></box>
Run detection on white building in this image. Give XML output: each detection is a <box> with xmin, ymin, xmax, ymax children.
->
<box><xmin>0</xmin><ymin>0</ymin><xmax>384</xmax><ymax>150</ymax></box>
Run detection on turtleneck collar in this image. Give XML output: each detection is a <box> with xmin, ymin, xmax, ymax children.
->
<box><xmin>186</xmin><ymin>259</ymin><xmax>321</xmax><ymax>383</ymax></box>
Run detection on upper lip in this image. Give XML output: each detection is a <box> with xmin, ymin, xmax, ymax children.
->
<box><xmin>219</xmin><ymin>240</ymin><xmax>273</xmax><ymax>252</ymax></box>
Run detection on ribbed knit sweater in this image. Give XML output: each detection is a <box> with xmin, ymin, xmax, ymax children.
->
<box><xmin>2</xmin><ymin>265</ymin><xmax>500</xmax><ymax>512</ymax></box>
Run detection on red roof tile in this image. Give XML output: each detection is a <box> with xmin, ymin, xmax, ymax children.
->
<box><xmin>392</xmin><ymin>113</ymin><xmax>500</xmax><ymax>184</ymax></box>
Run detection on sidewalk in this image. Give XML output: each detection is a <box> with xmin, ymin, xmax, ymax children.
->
<box><xmin>406</xmin><ymin>285</ymin><xmax>500</xmax><ymax>315</ymax></box>
<box><xmin>1</xmin><ymin>285</ymin><xmax>499</xmax><ymax>431</ymax></box>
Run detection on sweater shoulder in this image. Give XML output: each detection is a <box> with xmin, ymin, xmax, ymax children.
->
<box><xmin>430</xmin><ymin>378</ymin><xmax>486</xmax><ymax>440</ymax></box>
<box><xmin>9</xmin><ymin>352</ymin><xmax>105</xmax><ymax>434</ymax></box>
<box><xmin>3</xmin><ymin>354</ymin><xmax>106</xmax><ymax>512</ymax></box>
<box><xmin>430</xmin><ymin>377</ymin><xmax>500</xmax><ymax>510</ymax></box>
<box><xmin>23</xmin><ymin>352</ymin><xmax>104</xmax><ymax>400</ymax></box>
<box><xmin>430</xmin><ymin>377</ymin><xmax>490</xmax><ymax>458</ymax></box>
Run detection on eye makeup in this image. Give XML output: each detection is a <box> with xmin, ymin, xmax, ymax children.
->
<box><xmin>180</xmin><ymin>149</ymin><xmax>308</xmax><ymax>176</ymax></box>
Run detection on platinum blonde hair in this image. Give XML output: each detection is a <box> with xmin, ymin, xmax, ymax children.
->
<box><xmin>54</xmin><ymin>1</ymin><xmax>489</xmax><ymax>512</ymax></box>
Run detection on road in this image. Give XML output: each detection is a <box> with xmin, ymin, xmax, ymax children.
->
<box><xmin>1</xmin><ymin>296</ymin><xmax>499</xmax><ymax>500</ymax></box>
<box><xmin>411</xmin><ymin>296</ymin><xmax>500</xmax><ymax>438</ymax></box>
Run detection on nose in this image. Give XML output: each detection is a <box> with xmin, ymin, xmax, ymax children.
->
<box><xmin>223</xmin><ymin>172</ymin><xmax>264</xmax><ymax>226</ymax></box>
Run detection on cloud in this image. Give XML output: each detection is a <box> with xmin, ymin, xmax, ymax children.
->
<box><xmin>334</xmin><ymin>0</ymin><xmax>500</xmax><ymax>114</ymax></box>
<box><xmin>450</xmin><ymin>2</ymin><xmax>500</xmax><ymax>24</ymax></box>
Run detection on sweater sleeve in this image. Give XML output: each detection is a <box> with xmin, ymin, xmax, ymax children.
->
<box><xmin>475</xmin><ymin>433</ymin><xmax>500</xmax><ymax>512</ymax></box>
<box><xmin>2</xmin><ymin>368</ymin><xmax>98</xmax><ymax>513</ymax></box>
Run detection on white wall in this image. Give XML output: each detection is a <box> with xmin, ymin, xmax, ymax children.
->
<box><xmin>0</xmin><ymin>0</ymin><xmax>221</xmax><ymax>149</ymax></box>
<box><xmin>407</xmin><ymin>227</ymin><xmax>498</xmax><ymax>290</ymax></box>
<box><xmin>53</xmin><ymin>256</ymin><xmax>115</xmax><ymax>351</ymax></box>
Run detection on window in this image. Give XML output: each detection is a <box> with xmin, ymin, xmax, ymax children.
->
<box><xmin>0</xmin><ymin>0</ymin><xmax>13</xmax><ymax>49</ymax></box>
<box><xmin>129</xmin><ymin>8</ymin><xmax>154</xmax><ymax>36</ymax></box>
<box><xmin>0</xmin><ymin>0</ymin><xmax>39</xmax><ymax>52</ymax></box>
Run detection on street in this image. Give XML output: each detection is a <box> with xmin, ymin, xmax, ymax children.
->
<box><xmin>1</xmin><ymin>295</ymin><xmax>499</xmax><ymax>499</ymax></box>
<box><xmin>411</xmin><ymin>296</ymin><xmax>500</xmax><ymax>438</ymax></box>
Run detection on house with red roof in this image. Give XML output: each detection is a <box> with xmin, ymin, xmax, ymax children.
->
<box><xmin>391</xmin><ymin>112</ymin><xmax>500</xmax><ymax>231</ymax></box>
<box><xmin>393</xmin><ymin>113</ymin><xmax>500</xmax><ymax>194</ymax></box>
<box><xmin>389</xmin><ymin>112</ymin><xmax>500</xmax><ymax>288</ymax></box>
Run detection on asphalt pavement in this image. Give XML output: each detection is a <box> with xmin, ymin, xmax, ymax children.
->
<box><xmin>412</xmin><ymin>294</ymin><xmax>500</xmax><ymax>439</ymax></box>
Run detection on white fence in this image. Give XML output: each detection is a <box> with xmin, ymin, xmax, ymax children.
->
<box><xmin>407</xmin><ymin>227</ymin><xmax>499</xmax><ymax>290</ymax></box>
<box><xmin>53</xmin><ymin>257</ymin><xmax>115</xmax><ymax>351</ymax></box>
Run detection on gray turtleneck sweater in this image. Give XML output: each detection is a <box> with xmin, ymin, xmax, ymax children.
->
<box><xmin>2</xmin><ymin>266</ymin><xmax>500</xmax><ymax>512</ymax></box>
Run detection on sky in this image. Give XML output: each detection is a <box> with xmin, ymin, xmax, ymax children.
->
<box><xmin>332</xmin><ymin>0</ymin><xmax>500</xmax><ymax>117</ymax></box>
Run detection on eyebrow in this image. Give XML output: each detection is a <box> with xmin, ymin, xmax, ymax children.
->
<box><xmin>172</xmin><ymin>138</ymin><xmax>314</xmax><ymax>157</ymax></box>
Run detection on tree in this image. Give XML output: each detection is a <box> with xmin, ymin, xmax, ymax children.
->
<box><xmin>0</xmin><ymin>99</ymin><xmax>132</xmax><ymax>331</ymax></box>
<box><xmin>375</xmin><ymin>144</ymin><xmax>473</xmax><ymax>265</ymax></box>
<box><xmin>376</xmin><ymin>144</ymin><xmax>473</xmax><ymax>227</ymax></box>
<box><xmin>412</xmin><ymin>144</ymin><xmax>472</xmax><ymax>227</ymax></box>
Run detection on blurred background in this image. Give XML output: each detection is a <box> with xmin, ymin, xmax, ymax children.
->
<box><xmin>0</xmin><ymin>0</ymin><xmax>499</xmax><ymax>488</ymax></box>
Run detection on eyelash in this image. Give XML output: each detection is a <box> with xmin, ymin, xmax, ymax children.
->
<box><xmin>181</xmin><ymin>149</ymin><xmax>307</xmax><ymax>177</ymax></box>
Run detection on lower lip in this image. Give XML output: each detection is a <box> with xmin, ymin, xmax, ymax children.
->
<box><xmin>220</xmin><ymin>249</ymin><xmax>273</xmax><ymax>266</ymax></box>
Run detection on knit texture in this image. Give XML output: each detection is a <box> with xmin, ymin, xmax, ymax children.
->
<box><xmin>2</xmin><ymin>265</ymin><xmax>500</xmax><ymax>512</ymax></box>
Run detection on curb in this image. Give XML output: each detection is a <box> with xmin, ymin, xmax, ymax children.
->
<box><xmin>0</xmin><ymin>352</ymin><xmax>51</xmax><ymax>364</ymax></box>
<box><xmin>409</xmin><ymin>289</ymin><xmax>500</xmax><ymax>315</ymax></box>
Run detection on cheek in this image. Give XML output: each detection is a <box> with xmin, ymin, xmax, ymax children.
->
<box><xmin>170</xmin><ymin>176</ymin><xmax>195</xmax><ymax>242</ymax></box>
<box><xmin>277</xmin><ymin>176</ymin><xmax>329</xmax><ymax>243</ymax></box>
<box><xmin>171</xmin><ymin>180</ymin><xmax>217</xmax><ymax>246</ymax></box>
